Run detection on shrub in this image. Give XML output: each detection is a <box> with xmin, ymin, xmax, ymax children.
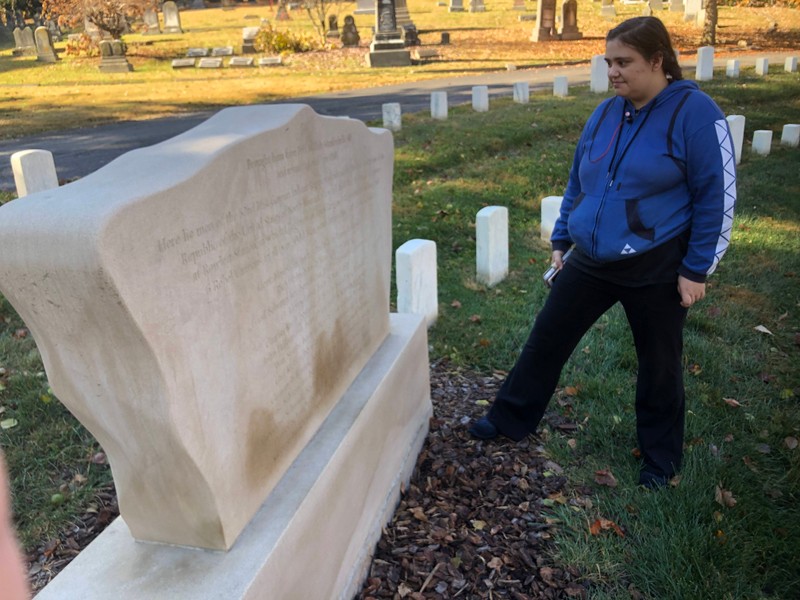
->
<box><xmin>253</xmin><ymin>23</ymin><xmax>318</xmax><ymax>54</ymax></box>
<box><xmin>64</xmin><ymin>32</ymin><xmax>100</xmax><ymax>57</ymax></box>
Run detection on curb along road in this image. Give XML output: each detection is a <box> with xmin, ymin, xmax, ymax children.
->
<box><xmin>0</xmin><ymin>53</ymin><xmax>794</xmax><ymax>191</ymax></box>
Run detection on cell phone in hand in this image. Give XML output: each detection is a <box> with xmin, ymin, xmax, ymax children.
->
<box><xmin>543</xmin><ymin>248</ymin><xmax>573</xmax><ymax>288</ymax></box>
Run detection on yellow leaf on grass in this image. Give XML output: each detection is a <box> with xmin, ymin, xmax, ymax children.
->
<box><xmin>0</xmin><ymin>418</ymin><xmax>18</xmax><ymax>430</ymax></box>
<box><xmin>471</xmin><ymin>519</ymin><xmax>487</xmax><ymax>531</ymax></box>
<box><xmin>715</xmin><ymin>484</ymin><xmax>737</xmax><ymax>508</ymax></box>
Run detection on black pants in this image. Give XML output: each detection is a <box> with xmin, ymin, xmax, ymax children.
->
<box><xmin>488</xmin><ymin>262</ymin><xmax>688</xmax><ymax>479</ymax></box>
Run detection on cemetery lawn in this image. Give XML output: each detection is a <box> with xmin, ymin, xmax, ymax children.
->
<box><xmin>0</xmin><ymin>1</ymin><xmax>799</xmax><ymax>138</ymax></box>
<box><xmin>2</xmin><ymin>67</ymin><xmax>799</xmax><ymax>596</ymax></box>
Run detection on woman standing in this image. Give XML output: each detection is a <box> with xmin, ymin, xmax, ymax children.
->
<box><xmin>469</xmin><ymin>16</ymin><xmax>736</xmax><ymax>488</ymax></box>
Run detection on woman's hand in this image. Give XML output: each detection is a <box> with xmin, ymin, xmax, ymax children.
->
<box><xmin>551</xmin><ymin>250</ymin><xmax>566</xmax><ymax>270</ymax></box>
<box><xmin>678</xmin><ymin>275</ymin><xmax>706</xmax><ymax>308</ymax></box>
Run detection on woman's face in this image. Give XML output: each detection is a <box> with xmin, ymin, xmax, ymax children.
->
<box><xmin>604</xmin><ymin>38</ymin><xmax>666</xmax><ymax>108</ymax></box>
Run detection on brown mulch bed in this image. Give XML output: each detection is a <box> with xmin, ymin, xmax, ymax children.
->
<box><xmin>26</xmin><ymin>359</ymin><xmax>584</xmax><ymax>598</ymax></box>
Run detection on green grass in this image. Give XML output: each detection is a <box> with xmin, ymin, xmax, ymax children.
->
<box><xmin>2</xmin><ymin>70</ymin><xmax>799</xmax><ymax>597</ymax></box>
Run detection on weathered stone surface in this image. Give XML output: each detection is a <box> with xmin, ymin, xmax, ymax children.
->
<box><xmin>0</xmin><ymin>105</ymin><xmax>395</xmax><ymax>551</ymax></box>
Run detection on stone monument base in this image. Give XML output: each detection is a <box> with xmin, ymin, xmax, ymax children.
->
<box><xmin>36</xmin><ymin>313</ymin><xmax>432</xmax><ymax>600</ymax></box>
<box><xmin>366</xmin><ymin>43</ymin><xmax>412</xmax><ymax>67</ymax></box>
<box><xmin>99</xmin><ymin>56</ymin><xmax>134</xmax><ymax>72</ymax></box>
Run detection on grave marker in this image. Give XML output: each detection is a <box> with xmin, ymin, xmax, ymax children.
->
<box><xmin>752</xmin><ymin>130</ymin><xmax>772</xmax><ymax>156</ymax></box>
<box><xmin>162</xmin><ymin>1</ymin><xmax>183</xmax><ymax>33</ymax></box>
<box><xmin>472</xmin><ymin>86</ymin><xmax>489</xmax><ymax>112</ymax></box>
<box><xmin>540</xmin><ymin>195</ymin><xmax>563</xmax><ymax>240</ymax></box>
<box><xmin>13</xmin><ymin>104</ymin><xmax>432</xmax><ymax>599</ymax></box>
<box><xmin>695</xmin><ymin>45</ymin><xmax>713</xmax><ymax>81</ymax></box>
<box><xmin>513</xmin><ymin>81</ymin><xmax>530</xmax><ymax>104</ymax></box>
<box><xmin>559</xmin><ymin>0</ymin><xmax>582</xmax><ymax>40</ymax></box>
<box><xmin>531</xmin><ymin>0</ymin><xmax>556</xmax><ymax>41</ymax></box>
<box><xmin>785</xmin><ymin>56</ymin><xmax>798</xmax><ymax>73</ymax></box>
<box><xmin>726</xmin><ymin>115</ymin><xmax>745</xmax><ymax>165</ymax></box>
<box><xmin>553</xmin><ymin>75</ymin><xmax>568</xmax><ymax>97</ymax></box>
<box><xmin>780</xmin><ymin>124</ymin><xmax>799</xmax><ymax>148</ymax></box>
<box><xmin>476</xmin><ymin>207</ymin><xmax>508</xmax><ymax>287</ymax></box>
<box><xmin>755</xmin><ymin>57</ymin><xmax>769</xmax><ymax>75</ymax></box>
<box><xmin>396</xmin><ymin>239</ymin><xmax>438</xmax><ymax>326</ymax></box>
<box><xmin>34</xmin><ymin>26</ymin><xmax>58</xmax><ymax>62</ymax></box>
<box><xmin>143</xmin><ymin>8</ymin><xmax>161</xmax><ymax>35</ymax></box>
<box><xmin>10</xmin><ymin>149</ymin><xmax>59</xmax><ymax>197</ymax></box>
<box><xmin>590</xmin><ymin>55</ymin><xmax>608</xmax><ymax>93</ymax></box>
<box><xmin>726</xmin><ymin>59</ymin><xmax>739</xmax><ymax>78</ymax></box>
<box><xmin>382</xmin><ymin>102</ymin><xmax>402</xmax><ymax>131</ymax></box>
<box><xmin>431</xmin><ymin>91</ymin><xmax>448</xmax><ymax>120</ymax></box>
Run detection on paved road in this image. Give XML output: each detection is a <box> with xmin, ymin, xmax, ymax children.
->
<box><xmin>0</xmin><ymin>53</ymin><xmax>793</xmax><ymax>191</ymax></box>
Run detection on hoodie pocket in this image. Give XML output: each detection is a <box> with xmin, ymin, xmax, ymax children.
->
<box><xmin>625</xmin><ymin>198</ymin><xmax>655</xmax><ymax>241</ymax></box>
<box><xmin>570</xmin><ymin>192</ymin><xmax>586</xmax><ymax>211</ymax></box>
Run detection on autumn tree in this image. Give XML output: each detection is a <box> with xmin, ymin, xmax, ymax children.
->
<box><xmin>42</xmin><ymin>0</ymin><xmax>154</xmax><ymax>39</ymax></box>
<box><xmin>700</xmin><ymin>0</ymin><xmax>718</xmax><ymax>46</ymax></box>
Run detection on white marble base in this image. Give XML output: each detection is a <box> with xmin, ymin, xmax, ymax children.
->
<box><xmin>36</xmin><ymin>313</ymin><xmax>432</xmax><ymax>600</ymax></box>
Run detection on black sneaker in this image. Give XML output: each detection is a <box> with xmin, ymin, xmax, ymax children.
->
<box><xmin>468</xmin><ymin>416</ymin><xmax>498</xmax><ymax>440</ymax></box>
<box><xmin>639</xmin><ymin>469</ymin><xmax>670</xmax><ymax>490</ymax></box>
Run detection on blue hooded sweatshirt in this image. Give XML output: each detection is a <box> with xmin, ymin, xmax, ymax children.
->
<box><xmin>551</xmin><ymin>79</ymin><xmax>737</xmax><ymax>283</ymax></box>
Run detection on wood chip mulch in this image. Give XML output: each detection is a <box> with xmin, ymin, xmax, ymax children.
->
<box><xmin>27</xmin><ymin>359</ymin><xmax>585</xmax><ymax>599</ymax></box>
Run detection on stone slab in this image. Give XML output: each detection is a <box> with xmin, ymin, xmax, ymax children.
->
<box><xmin>396</xmin><ymin>239</ymin><xmax>438</xmax><ymax>327</ymax></box>
<box><xmin>198</xmin><ymin>57</ymin><xmax>223</xmax><ymax>68</ymax></box>
<box><xmin>366</xmin><ymin>49</ymin><xmax>412</xmax><ymax>67</ymax></box>
<box><xmin>726</xmin><ymin>114</ymin><xmax>745</xmax><ymax>165</ymax></box>
<box><xmin>35</xmin><ymin>313</ymin><xmax>432</xmax><ymax>600</ymax></box>
<box><xmin>0</xmin><ymin>105</ymin><xmax>394</xmax><ymax>551</ymax></box>
<box><xmin>472</xmin><ymin>85</ymin><xmax>489</xmax><ymax>112</ymax></box>
<box><xmin>257</xmin><ymin>56</ymin><xmax>283</xmax><ymax>66</ymax></box>
<box><xmin>781</xmin><ymin>124</ymin><xmax>800</xmax><ymax>147</ymax></box>
<box><xmin>590</xmin><ymin>54</ymin><xmax>608</xmax><ymax>93</ymax></box>
<box><xmin>513</xmin><ymin>81</ymin><xmax>529</xmax><ymax>104</ymax></box>
<box><xmin>382</xmin><ymin>102</ymin><xmax>402</xmax><ymax>132</ymax></box>
<box><xmin>540</xmin><ymin>195</ymin><xmax>564</xmax><ymax>240</ymax></box>
<box><xmin>752</xmin><ymin>129</ymin><xmax>772</xmax><ymax>155</ymax></box>
<box><xmin>696</xmin><ymin>45</ymin><xmax>714</xmax><ymax>81</ymax></box>
<box><xmin>229</xmin><ymin>57</ymin><xmax>254</xmax><ymax>67</ymax></box>
<box><xmin>171</xmin><ymin>58</ymin><xmax>196</xmax><ymax>68</ymax></box>
<box><xmin>476</xmin><ymin>206</ymin><xmax>508</xmax><ymax>287</ymax></box>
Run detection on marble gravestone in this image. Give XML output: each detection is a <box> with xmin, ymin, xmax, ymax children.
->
<box><xmin>0</xmin><ymin>105</ymin><xmax>432</xmax><ymax>600</ymax></box>
<box><xmin>162</xmin><ymin>0</ymin><xmax>183</xmax><ymax>33</ymax></box>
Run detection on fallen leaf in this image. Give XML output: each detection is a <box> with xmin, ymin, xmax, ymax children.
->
<box><xmin>631</xmin><ymin>447</ymin><xmax>642</xmax><ymax>458</ymax></box>
<box><xmin>410</xmin><ymin>506</ymin><xmax>428</xmax><ymax>522</ymax></box>
<box><xmin>724</xmin><ymin>434</ymin><xmax>735</xmax><ymax>443</ymax></box>
<box><xmin>756</xmin><ymin>443</ymin><xmax>771</xmax><ymax>454</ymax></box>
<box><xmin>785</xmin><ymin>437</ymin><xmax>798</xmax><ymax>450</ymax></box>
<box><xmin>0</xmin><ymin>418</ymin><xmax>18</xmax><ymax>430</ymax></box>
<box><xmin>487</xmin><ymin>556</ymin><xmax>503</xmax><ymax>570</ymax></box>
<box><xmin>777</xmin><ymin>311</ymin><xmax>788</xmax><ymax>321</ymax></box>
<box><xmin>397</xmin><ymin>582</ymin><xmax>413</xmax><ymax>598</ymax></box>
<box><xmin>471</xmin><ymin>519</ymin><xmax>487</xmax><ymax>531</ymax></box>
<box><xmin>589</xmin><ymin>518</ymin><xmax>624</xmax><ymax>537</ymax></box>
<box><xmin>478</xmin><ymin>338</ymin><xmax>491</xmax><ymax>347</ymax></box>
<box><xmin>450</xmin><ymin>300</ymin><xmax>462</xmax><ymax>309</ymax></box>
<box><xmin>12</xmin><ymin>328</ymin><xmax>28</xmax><ymax>339</ymax></box>
<box><xmin>594</xmin><ymin>469</ymin><xmax>618</xmax><ymax>488</ymax></box>
<box><xmin>469</xmin><ymin>314</ymin><xmax>481</xmax><ymax>323</ymax></box>
<box><xmin>715</xmin><ymin>484</ymin><xmax>737</xmax><ymax>508</ymax></box>
<box><xmin>723</xmin><ymin>398</ymin><xmax>741</xmax><ymax>408</ymax></box>
<box><xmin>567</xmin><ymin>438</ymin><xmax>577</xmax><ymax>450</ymax></box>
<box><xmin>564</xmin><ymin>386</ymin><xmax>579</xmax><ymax>396</ymax></box>
<box><xmin>754</xmin><ymin>325</ymin><xmax>773</xmax><ymax>335</ymax></box>
<box><xmin>688</xmin><ymin>363</ymin><xmax>702</xmax><ymax>375</ymax></box>
<box><xmin>742</xmin><ymin>456</ymin><xmax>759</xmax><ymax>472</ymax></box>
<box><xmin>90</xmin><ymin>452</ymin><xmax>107</xmax><ymax>465</ymax></box>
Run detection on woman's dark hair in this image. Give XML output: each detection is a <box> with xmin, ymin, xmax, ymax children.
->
<box><xmin>607</xmin><ymin>16</ymin><xmax>683</xmax><ymax>81</ymax></box>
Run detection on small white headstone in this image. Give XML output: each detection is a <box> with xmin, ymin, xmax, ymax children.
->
<box><xmin>382</xmin><ymin>102</ymin><xmax>402</xmax><ymax>131</ymax></box>
<box><xmin>590</xmin><ymin>55</ymin><xmax>609</xmax><ymax>93</ymax></box>
<box><xmin>396</xmin><ymin>239</ymin><xmax>438</xmax><ymax>327</ymax></box>
<box><xmin>752</xmin><ymin>130</ymin><xmax>773</xmax><ymax>156</ymax></box>
<box><xmin>476</xmin><ymin>206</ymin><xmax>508</xmax><ymax>287</ymax></box>
<box><xmin>11</xmin><ymin>149</ymin><xmax>59</xmax><ymax>197</ymax></box>
<box><xmin>785</xmin><ymin>56</ymin><xmax>798</xmax><ymax>73</ymax></box>
<box><xmin>472</xmin><ymin>86</ymin><xmax>489</xmax><ymax>112</ymax></box>
<box><xmin>755</xmin><ymin>57</ymin><xmax>769</xmax><ymax>76</ymax></box>
<box><xmin>162</xmin><ymin>0</ymin><xmax>182</xmax><ymax>33</ymax></box>
<box><xmin>431</xmin><ymin>91</ymin><xmax>448</xmax><ymax>120</ymax></box>
<box><xmin>512</xmin><ymin>81</ymin><xmax>529</xmax><ymax>104</ymax></box>
<box><xmin>726</xmin><ymin>115</ymin><xmax>745</xmax><ymax>165</ymax></box>
<box><xmin>781</xmin><ymin>124</ymin><xmax>799</xmax><ymax>148</ymax></box>
<box><xmin>553</xmin><ymin>75</ymin><xmax>569</xmax><ymax>97</ymax></box>
<box><xmin>211</xmin><ymin>46</ymin><xmax>234</xmax><ymax>57</ymax></box>
<box><xmin>725</xmin><ymin>59</ymin><xmax>739</xmax><ymax>78</ymax></box>
<box><xmin>540</xmin><ymin>195</ymin><xmax>564</xmax><ymax>241</ymax></box>
<box><xmin>187</xmin><ymin>47</ymin><xmax>209</xmax><ymax>57</ymax></box>
<box><xmin>257</xmin><ymin>56</ymin><xmax>283</xmax><ymax>66</ymax></box>
<box><xmin>228</xmin><ymin>57</ymin><xmax>254</xmax><ymax>67</ymax></box>
<box><xmin>696</xmin><ymin>46</ymin><xmax>714</xmax><ymax>81</ymax></box>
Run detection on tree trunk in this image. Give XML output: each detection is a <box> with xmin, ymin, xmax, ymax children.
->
<box><xmin>701</xmin><ymin>0</ymin><xmax>718</xmax><ymax>46</ymax></box>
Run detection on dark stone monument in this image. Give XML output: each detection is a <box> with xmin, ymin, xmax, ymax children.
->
<box><xmin>242</xmin><ymin>26</ymin><xmax>259</xmax><ymax>53</ymax></box>
<box><xmin>341</xmin><ymin>15</ymin><xmax>360</xmax><ymax>47</ymax></box>
<box><xmin>326</xmin><ymin>14</ymin><xmax>340</xmax><ymax>39</ymax></box>
<box><xmin>559</xmin><ymin>0</ymin><xmax>582</xmax><ymax>40</ymax></box>
<box><xmin>99</xmin><ymin>39</ymin><xmax>134</xmax><ymax>72</ymax></box>
<box><xmin>366</xmin><ymin>0</ymin><xmax>411</xmax><ymax>67</ymax></box>
<box><xmin>448</xmin><ymin>0</ymin><xmax>464</xmax><ymax>12</ymax></box>
<box><xmin>402</xmin><ymin>24</ymin><xmax>420</xmax><ymax>46</ymax></box>
<box><xmin>530</xmin><ymin>0</ymin><xmax>556</xmax><ymax>41</ymax></box>
<box><xmin>440</xmin><ymin>31</ymin><xmax>450</xmax><ymax>45</ymax></box>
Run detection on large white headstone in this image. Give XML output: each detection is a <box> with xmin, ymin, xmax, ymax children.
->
<box><xmin>431</xmin><ymin>91</ymin><xmax>448</xmax><ymax>120</ymax></box>
<box><xmin>755</xmin><ymin>57</ymin><xmax>769</xmax><ymax>76</ymax></box>
<box><xmin>540</xmin><ymin>195</ymin><xmax>564</xmax><ymax>241</ymax></box>
<box><xmin>396</xmin><ymin>239</ymin><xmax>438</xmax><ymax>327</ymax></box>
<box><xmin>726</xmin><ymin>59</ymin><xmax>739</xmax><ymax>78</ymax></box>
<box><xmin>553</xmin><ymin>75</ymin><xmax>569</xmax><ymax>97</ymax></box>
<box><xmin>0</xmin><ymin>105</ymin><xmax>397</xmax><ymax>551</ymax></box>
<box><xmin>513</xmin><ymin>81</ymin><xmax>530</xmax><ymax>104</ymax></box>
<box><xmin>382</xmin><ymin>102</ymin><xmax>402</xmax><ymax>131</ymax></box>
<box><xmin>785</xmin><ymin>56</ymin><xmax>798</xmax><ymax>73</ymax></box>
